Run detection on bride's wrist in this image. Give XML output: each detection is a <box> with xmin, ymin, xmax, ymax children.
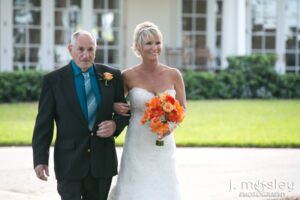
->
<box><xmin>168</xmin><ymin>122</ymin><xmax>177</xmax><ymax>132</ymax></box>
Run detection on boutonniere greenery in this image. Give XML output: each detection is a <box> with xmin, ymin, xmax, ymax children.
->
<box><xmin>98</xmin><ymin>72</ymin><xmax>113</xmax><ymax>86</ymax></box>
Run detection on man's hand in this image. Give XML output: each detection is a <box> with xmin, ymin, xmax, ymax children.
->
<box><xmin>113</xmin><ymin>102</ymin><xmax>130</xmax><ymax>116</ymax></box>
<box><xmin>34</xmin><ymin>164</ymin><xmax>49</xmax><ymax>181</ymax></box>
<box><xmin>96</xmin><ymin>120</ymin><xmax>116</xmax><ymax>138</ymax></box>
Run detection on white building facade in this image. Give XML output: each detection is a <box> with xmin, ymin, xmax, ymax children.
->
<box><xmin>0</xmin><ymin>0</ymin><xmax>300</xmax><ymax>74</ymax></box>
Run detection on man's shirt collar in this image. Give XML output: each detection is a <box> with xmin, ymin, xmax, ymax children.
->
<box><xmin>71</xmin><ymin>60</ymin><xmax>95</xmax><ymax>76</ymax></box>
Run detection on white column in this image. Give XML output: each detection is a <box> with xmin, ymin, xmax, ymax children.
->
<box><xmin>119</xmin><ymin>0</ymin><xmax>126</xmax><ymax>70</ymax></box>
<box><xmin>40</xmin><ymin>0</ymin><xmax>54</xmax><ymax>71</ymax></box>
<box><xmin>236</xmin><ymin>0</ymin><xmax>246</xmax><ymax>55</ymax></box>
<box><xmin>162</xmin><ymin>0</ymin><xmax>182</xmax><ymax>68</ymax></box>
<box><xmin>221</xmin><ymin>0</ymin><xmax>235</xmax><ymax>69</ymax></box>
<box><xmin>0</xmin><ymin>0</ymin><xmax>13</xmax><ymax>71</ymax></box>
<box><xmin>221</xmin><ymin>0</ymin><xmax>247</xmax><ymax>69</ymax></box>
<box><xmin>245</xmin><ymin>0</ymin><xmax>252</xmax><ymax>54</ymax></box>
<box><xmin>275</xmin><ymin>0</ymin><xmax>285</xmax><ymax>74</ymax></box>
<box><xmin>169</xmin><ymin>0</ymin><xmax>182</xmax><ymax>47</ymax></box>
<box><xmin>207</xmin><ymin>0</ymin><xmax>217</xmax><ymax>68</ymax></box>
<box><xmin>82</xmin><ymin>0</ymin><xmax>93</xmax><ymax>32</ymax></box>
<box><xmin>0</xmin><ymin>0</ymin><xmax>1</xmax><ymax>69</ymax></box>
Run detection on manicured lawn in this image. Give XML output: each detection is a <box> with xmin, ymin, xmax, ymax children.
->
<box><xmin>173</xmin><ymin>100</ymin><xmax>300</xmax><ymax>147</ymax></box>
<box><xmin>0</xmin><ymin>102</ymin><xmax>38</xmax><ymax>145</ymax></box>
<box><xmin>0</xmin><ymin>100</ymin><xmax>299</xmax><ymax>147</ymax></box>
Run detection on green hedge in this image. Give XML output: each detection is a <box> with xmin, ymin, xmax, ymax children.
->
<box><xmin>0</xmin><ymin>54</ymin><xmax>300</xmax><ymax>102</ymax></box>
<box><xmin>183</xmin><ymin>54</ymin><xmax>300</xmax><ymax>99</ymax></box>
<box><xmin>0</xmin><ymin>70</ymin><xmax>45</xmax><ymax>102</ymax></box>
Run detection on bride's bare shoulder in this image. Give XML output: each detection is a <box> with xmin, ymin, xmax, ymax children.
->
<box><xmin>161</xmin><ymin>64</ymin><xmax>182</xmax><ymax>76</ymax></box>
<box><xmin>123</xmin><ymin>65</ymin><xmax>140</xmax><ymax>73</ymax></box>
<box><xmin>122</xmin><ymin>66</ymin><xmax>140</xmax><ymax>80</ymax></box>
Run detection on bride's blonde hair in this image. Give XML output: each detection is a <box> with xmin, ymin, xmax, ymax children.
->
<box><xmin>132</xmin><ymin>21</ymin><xmax>163</xmax><ymax>57</ymax></box>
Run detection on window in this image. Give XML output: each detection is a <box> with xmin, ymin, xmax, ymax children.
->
<box><xmin>182</xmin><ymin>0</ymin><xmax>223</xmax><ymax>70</ymax></box>
<box><xmin>215</xmin><ymin>0</ymin><xmax>223</xmax><ymax>67</ymax></box>
<box><xmin>250</xmin><ymin>0</ymin><xmax>277</xmax><ymax>54</ymax></box>
<box><xmin>182</xmin><ymin>0</ymin><xmax>207</xmax><ymax>70</ymax></box>
<box><xmin>284</xmin><ymin>0</ymin><xmax>300</xmax><ymax>74</ymax></box>
<box><xmin>93</xmin><ymin>0</ymin><xmax>120</xmax><ymax>68</ymax></box>
<box><xmin>249</xmin><ymin>0</ymin><xmax>300</xmax><ymax>74</ymax></box>
<box><xmin>54</xmin><ymin>0</ymin><xmax>82</xmax><ymax>68</ymax></box>
<box><xmin>13</xmin><ymin>0</ymin><xmax>41</xmax><ymax>70</ymax></box>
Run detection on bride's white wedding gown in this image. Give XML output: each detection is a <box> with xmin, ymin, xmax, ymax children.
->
<box><xmin>108</xmin><ymin>87</ymin><xmax>181</xmax><ymax>200</ymax></box>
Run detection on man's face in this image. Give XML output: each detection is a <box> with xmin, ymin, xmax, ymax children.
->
<box><xmin>68</xmin><ymin>34</ymin><xmax>96</xmax><ymax>72</ymax></box>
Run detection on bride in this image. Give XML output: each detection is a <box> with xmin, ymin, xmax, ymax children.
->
<box><xmin>108</xmin><ymin>21</ymin><xmax>186</xmax><ymax>200</ymax></box>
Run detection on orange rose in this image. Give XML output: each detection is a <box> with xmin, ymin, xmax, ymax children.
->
<box><xmin>150</xmin><ymin>117</ymin><xmax>168</xmax><ymax>135</ymax></box>
<box><xmin>165</xmin><ymin>94</ymin><xmax>176</xmax><ymax>104</ymax></box>
<box><xmin>103</xmin><ymin>72</ymin><xmax>113</xmax><ymax>80</ymax></box>
<box><xmin>162</xmin><ymin>102</ymin><xmax>175</xmax><ymax>113</ymax></box>
<box><xmin>141</xmin><ymin>110</ymin><xmax>150</xmax><ymax>124</ymax></box>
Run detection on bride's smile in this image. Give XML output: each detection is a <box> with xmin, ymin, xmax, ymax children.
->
<box><xmin>139</xmin><ymin>36</ymin><xmax>162</xmax><ymax>60</ymax></box>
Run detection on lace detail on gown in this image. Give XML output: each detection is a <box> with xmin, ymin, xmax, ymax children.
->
<box><xmin>108</xmin><ymin>87</ymin><xmax>181</xmax><ymax>200</ymax></box>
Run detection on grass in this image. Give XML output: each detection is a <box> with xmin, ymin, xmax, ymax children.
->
<box><xmin>173</xmin><ymin>100</ymin><xmax>300</xmax><ymax>147</ymax></box>
<box><xmin>0</xmin><ymin>102</ymin><xmax>37</xmax><ymax>145</ymax></box>
<box><xmin>0</xmin><ymin>100</ymin><xmax>300</xmax><ymax>147</ymax></box>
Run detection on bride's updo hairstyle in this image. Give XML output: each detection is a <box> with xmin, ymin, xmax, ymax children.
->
<box><xmin>132</xmin><ymin>21</ymin><xmax>163</xmax><ymax>57</ymax></box>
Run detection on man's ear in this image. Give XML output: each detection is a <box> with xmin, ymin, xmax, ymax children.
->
<box><xmin>67</xmin><ymin>44</ymin><xmax>72</xmax><ymax>54</ymax></box>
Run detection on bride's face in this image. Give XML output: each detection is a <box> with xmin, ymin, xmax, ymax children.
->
<box><xmin>139</xmin><ymin>35</ymin><xmax>162</xmax><ymax>60</ymax></box>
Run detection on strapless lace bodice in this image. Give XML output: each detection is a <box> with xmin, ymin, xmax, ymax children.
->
<box><xmin>108</xmin><ymin>87</ymin><xmax>181</xmax><ymax>200</ymax></box>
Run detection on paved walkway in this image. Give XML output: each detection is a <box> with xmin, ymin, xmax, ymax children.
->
<box><xmin>0</xmin><ymin>147</ymin><xmax>300</xmax><ymax>200</ymax></box>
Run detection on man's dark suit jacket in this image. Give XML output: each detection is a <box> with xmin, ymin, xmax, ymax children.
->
<box><xmin>32</xmin><ymin>63</ymin><xmax>128</xmax><ymax>181</ymax></box>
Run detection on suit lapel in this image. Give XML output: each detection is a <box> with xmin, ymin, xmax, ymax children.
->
<box><xmin>62</xmin><ymin>65</ymin><xmax>88</xmax><ymax>127</ymax></box>
<box><xmin>94</xmin><ymin>65</ymin><xmax>111</xmax><ymax>113</ymax></box>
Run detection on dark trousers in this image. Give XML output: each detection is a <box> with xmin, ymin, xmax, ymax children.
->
<box><xmin>57</xmin><ymin>173</ymin><xmax>112</xmax><ymax>200</ymax></box>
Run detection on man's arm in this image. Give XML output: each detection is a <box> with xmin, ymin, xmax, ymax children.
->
<box><xmin>32</xmin><ymin>75</ymin><xmax>55</xmax><ymax>180</ymax></box>
<box><xmin>112</xmin><ymin>69</ymin><xmax>129</xmax><ymax>137</ymax></box>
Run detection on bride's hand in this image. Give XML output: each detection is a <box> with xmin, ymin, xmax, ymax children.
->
<box><xmin>113</xmin><ymin>102</ymin><xmax>130</xmax><ymax>116</ymax></box>
<box><xmin>157</xmin><ymin>123</ymin><xmax>177</xmax><ymax>140</ymax></box>
<box><xmin>168</xmin><ymin>122</ymin><xmax>177</xmax><ymax>133</ymax></box>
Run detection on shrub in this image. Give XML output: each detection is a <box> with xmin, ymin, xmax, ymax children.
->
<box><xmin>182</xmin><ymin>54</ymin><xmax>300</xmax><ymax>99</ymax></box>
<box><xmin>183</xmin><ymin>71</ymin><xmax>219</xmax><ymax>99</ymax></box>
<box><xmin>225</xmin><ymin>54</ymin><xmax>279</xmax><ymax>98</ymax></box>
<box><xmin>1</xmin><ymin>55</ymin><xmax>300</xmax><ymax>102</ymax></box>
<box><xmin>0</xmin><ymin>70</ymin><xmax>45</xmax><ymax>102</ymax></box>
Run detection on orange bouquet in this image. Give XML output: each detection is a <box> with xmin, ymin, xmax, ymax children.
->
<box><xmin>140</xmin><ymin>93</ymin><xmax>185</xmax><ymax>146</ymax></box>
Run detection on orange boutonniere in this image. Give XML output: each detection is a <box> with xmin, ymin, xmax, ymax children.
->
<box><xmin>98</xmin><ymin>72</ymin><xmax>113</xmax><ymax>86</ymax></box>
<box><xmin>140</xmin><ymin>93</ymin><xmax>185</xmax><ymax>146</ymax></box>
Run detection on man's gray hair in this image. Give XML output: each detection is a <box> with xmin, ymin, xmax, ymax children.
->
<box><xmin>70</xmin><ymin>30</ymin><xmax>97</xmax><ymax>46</ymax></box>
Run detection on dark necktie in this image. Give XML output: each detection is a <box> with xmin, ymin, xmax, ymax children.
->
<box><xmin>82</xmin><ymin>72</ymin><xmax>97</xmax><ymax>130</ymax></box>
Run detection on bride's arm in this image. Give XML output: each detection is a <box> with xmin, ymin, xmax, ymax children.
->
<box><xmin>158</xmin><ymin>68</ymin><xmax>186</xmax><ymax>140</ymax></box>
<box><xmin>173</xmin><ymin>68</ymin><xmax>187</xmax><ymax>110</ymax></box>
<box><xmin>113</xmin><ymin>69</ymin><xmax>131</xmax><ymax>116</ymax></box>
